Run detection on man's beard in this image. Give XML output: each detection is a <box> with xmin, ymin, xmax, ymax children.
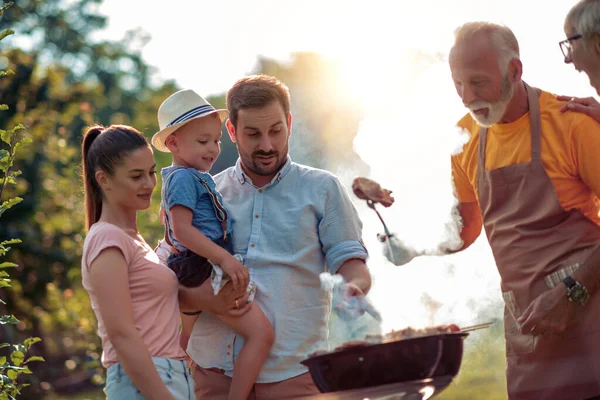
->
<box><xmin>241</xmin><ymin>142</ymin><xmax>288</xmax><ymax>177</ymax></box>
<box><xmin>468</xmin><ymin>75</ymin><xmax>514</xmax><ymax>127</ymax></box>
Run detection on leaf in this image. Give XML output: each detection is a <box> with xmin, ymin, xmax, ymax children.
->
<box><xmin>0</xmin><ymin>262</ymin><xmax>17</xmax><ymax>269</ymax></box>
<box><xmin>9</xmin><ymin>351</ymin><xmax>24</xmax><ymax>367</ymax></box>
<box><xmin>0</xmin><ymin>343</ymin><xmax>10</xmax><ymax>349</ymax></box>
<box><xmin>0</xmin><ymin>280</ymin><xmax>11</xmax><ymax>289</ymax></box>
<box><xmin>0</xmin><ymin>176</ymin><xmax>16</xmax><ymax>186</ymax></box>
<box><xmin>0</xmin><ymin>197</ymin><xmax>22</xmax><ymax>217</ymax></box>
<box><xmin>24</xmin><ymin>356</ymin><xmax>44</xmax><ymax>364</ymax></box>
<box><xmin>13</xmin><ymin>137</ymin><xmax>31</xmax><ymax>155</ymax></box>
<box><xmin>0</xmin><ymin>315</ymin><xmax>18</xmax><ymax>325</ymax></box>
<box><xmin>0</xmin><ymin>239</ymin><xmax>21</xmax><ymax>247</ymax></box>
<box><xmin>0</xmin><ymin>271</ymin><xmax>9</xmax><ymax>278</ymax></box>
<box><xmin>11</xmin><ymin>124</ymin><xmax>24</xmax><ymax>133</ymax></box>
<box><xmin>0</xmin><ymin>3</ymin><xmax>14</xmax><ymax>17</ymax></box>
<box><xmin>0</xmin><ymin>129</ymin><xmax>9</xmax><ymax>144</ymax></box>
<box><xmin>0</xmin><ymin>105</ymin><xmax>7</xmax><ymax>111</ymax></box>
<box><xmin>0</xmin><ymin>70</ymin><xmax>14</xmax><ymax>77</ymax></box>
<box><xmin>0</xmin><ymin>357</ymin><xmax>5</xmax><ymax>365</ymax></box>
<box><xmin>0</xmin><ymin>29</ymin><xmax>13</xmax><ymax>42</ymax></box>
<box><xmin>2</xmin><ymin>171</ymin><xmax>22</xmax><ymax>186</ymax></box>
<box><xmin>0</xmin><ymin>149</ymin><xmax>8</xmax><ymax>164</ymax></box>
<box><xmin>6</xmin><ymin>370</ymin><xmax>16</xmax><ymax>380</ymax></box>
<box><xmin>23</xmin><ymin>337</ymin><xmax>41</xmax><ymax>349</ymax></box>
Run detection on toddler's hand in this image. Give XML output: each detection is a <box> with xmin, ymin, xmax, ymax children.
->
<box><xmin>220</xmin><ymin>255</ymin><xmax>249</xmax><ymax>290</ymax></box>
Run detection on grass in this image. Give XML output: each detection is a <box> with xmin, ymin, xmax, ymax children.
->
<box><xmin>438</xmin><ymin>324</ymin><xmax>508</xmax><ymax>400</ymax></box>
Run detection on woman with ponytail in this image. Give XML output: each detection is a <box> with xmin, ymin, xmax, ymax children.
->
<box><xmin>81</xmin><ymin>125</ymin><xmax>194</xmax><ymax>400</ymax></box>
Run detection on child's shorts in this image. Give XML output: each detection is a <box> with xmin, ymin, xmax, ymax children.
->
<box><xmin>167</xmin><ymin>237</ymin><xmax>233</xmax><ymax>288</ymax></box>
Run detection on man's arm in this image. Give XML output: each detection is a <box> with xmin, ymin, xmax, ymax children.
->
<box><xmin>318</xmin><ymin>175</ymin><xmax>370</xmax><ymax>293</ymax></box>
<box><xmin>337</xmin><ymin>258</ymin><xmax>371</xmax><ymax>295</ymax></box>
<box><xmin>453</xmin><ymin>201</ymin><xmax>482</xmax><ymax>252</ymax></box>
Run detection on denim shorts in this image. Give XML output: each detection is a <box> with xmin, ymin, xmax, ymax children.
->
<box><xmin>104</xmin><ymin>357</ymin><xmax>194</xmax><ymax>400</ymax></box>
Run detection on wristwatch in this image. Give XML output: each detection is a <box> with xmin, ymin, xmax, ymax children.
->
<box><xmin>562</xmin><ymin>276</ymin><xmax>590</xmax><ymax>306</ymax></box>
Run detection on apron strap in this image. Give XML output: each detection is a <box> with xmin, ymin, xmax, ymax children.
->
<box><xmin>523</xmin><ymin>82</ymin><xmax>542</xmax><ymax>162</ymax></box>
<box><xmin>477</xmin><ymin>81</ymin><xmax>542</xmax><ymax>172</ymax></box>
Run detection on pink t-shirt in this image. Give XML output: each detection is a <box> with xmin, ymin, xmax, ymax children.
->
<box><xmin>82</xmin><ymin>222</ymin><xmax>186</xmax><ymax>368</ymax></box>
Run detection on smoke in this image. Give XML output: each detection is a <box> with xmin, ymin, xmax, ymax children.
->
<box><xmin>287</xmin><ymin>55</ymin><xmax>503</xmax><ymax>351</ymax></box>
<box><xmin>350</xmin><ymin>53</ymin><xmax>504</xmax><ymax>336</ymax></box>
<box><xmin>319</xmin><ymin>272</ymin><xmax>382</xmax><ymax>349</ymax></box>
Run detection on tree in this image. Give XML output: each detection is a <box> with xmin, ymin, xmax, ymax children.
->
<box><xmin>0</xmin><ymin>1</ymin><xmax>177</xmax><ymax>396</ymax></box>
<box><xmin>0</xmin><ymin>4</ymin><xmax>44</xmax><ymax>398</ymax></box>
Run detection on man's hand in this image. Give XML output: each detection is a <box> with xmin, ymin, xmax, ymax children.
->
<box><xmin>343</xmin><ymin>281</ymin><xmax>365</xmax><ymax>298</ymax></box>
<box><xmin>179</xmin><ymin>280</ymin><xmax>250</xmax><ymax>318</ymax></box>
<box><xmin>219</xmin><ymin>255</ymin><xmax>249</xmax><ymax>291</ymax></box>
<box><xmin>517</xmin><ymin>285</ymin><xmax>576</xmax><ymax>336</ymax></box>
<box><xmin>557</xmin><ymin>95</ymin><xmax>600</xmax><ymax>122</ymax></box>
<box><xmin>334</xmin><ymin>281</ymin><xmax>383</xmax><ymax>321</ymax></box>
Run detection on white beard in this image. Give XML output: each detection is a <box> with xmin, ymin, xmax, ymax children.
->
<box><xmin>468</xmin><ymin>76</ymin><xmax>514</xmax><ymax>127</ymax></box>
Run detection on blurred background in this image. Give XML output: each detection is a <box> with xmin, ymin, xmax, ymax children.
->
<box><xmin>0</xmin><ymin>0</ymin><xmax>595</xmax><ymax>398</ymax></box>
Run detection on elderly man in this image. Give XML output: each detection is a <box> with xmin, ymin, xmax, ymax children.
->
<box><xmin>386</xmin><ymin>22</ymin><xmax>600</xmax><ymax>399</ymax></box>
<box><xmin>559</xmin><ymin>0</ymin><xmax>600</xmax><ymax>121</ymax></box>
<box><xmin>176</xmin><ymin>75</ymin><xmax>371</xmax><ymax>400</ymax></box>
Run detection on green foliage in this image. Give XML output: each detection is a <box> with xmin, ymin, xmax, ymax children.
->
<box><xmin>0</xmin><ymin>1</ymin><xmax>181</xmax><ymax>396</ymax></box>
<box><xmin>439</xmin><ymin>325</ymin><xmax>507</xmax><ymax>399</ymax></box>
<box><xmin>0</xmin><ymin>3</ymin><xmax>43</xmax><ymax>399</ymax></box>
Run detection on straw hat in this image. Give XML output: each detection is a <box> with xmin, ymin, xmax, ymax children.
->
<box><xmin>151</xmin><ymin>89</ymin><xmax>228</xmax><ymax>152</ymax></box>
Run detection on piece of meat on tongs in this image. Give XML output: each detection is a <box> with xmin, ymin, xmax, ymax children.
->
<box><xmin>352</xmin><ymin>177</ymin><xmax>395</xmax><ymax>208</ymax></box>
<box><xmin>352</xmin><ymin>177</ymin><xmax>395</xmax><ymax>243</ymax></box>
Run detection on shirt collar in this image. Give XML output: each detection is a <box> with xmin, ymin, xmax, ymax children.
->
<box><xmin>234</xmin><ymin>155</ymin><xmax>292</xmax><ymax>188</ymax></box>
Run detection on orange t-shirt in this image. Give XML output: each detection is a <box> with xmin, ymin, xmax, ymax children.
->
<box><xmin>451</xmin><ymin>90</ymin><xmax>600</xmax><ymax>226</ymax></box>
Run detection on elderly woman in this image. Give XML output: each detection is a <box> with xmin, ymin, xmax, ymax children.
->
<box><xmin>559</xmin><ymin>0</ymin><xmax>600</xmax><ymax>121</ymax></box>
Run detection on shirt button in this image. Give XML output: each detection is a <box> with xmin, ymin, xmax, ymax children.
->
<box><xmin>227</xmin><ymin>344</ymin><xmax>232</xmax><ymax>348</ymax></box>
<box><xmin>227</xmin><ymin>352</ymin><xmax>231</xmax><ymax>355</ymax></box>
<box><xmin>250</xmin><ymin>243</ymin><xmax>255</xmax><ymax>248</ymax></box>
<box><xmin>258</xmin><ymin>189</ymin><xmax>263</xmax><ymax>193</ymax></box>
<box><xmin>255</xmin><ymin>214</ymin><xmax>259</xmax><ymax>219</ymax></box>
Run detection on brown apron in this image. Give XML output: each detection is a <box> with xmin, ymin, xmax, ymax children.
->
<box><xmin>477</xmin><ymin>82</ymin><xmax>600</xmax><ymax>399</ymax></box>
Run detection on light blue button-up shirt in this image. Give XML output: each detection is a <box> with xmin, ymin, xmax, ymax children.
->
<box><xmin>186</xmin><ymin>156</ymin><xmax>369</xmax><ymax>383</ymax></box>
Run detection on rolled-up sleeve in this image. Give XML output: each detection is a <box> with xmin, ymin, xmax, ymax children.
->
<box><xmin>318</xmin><ymin>175</ymin><xmax>369</xmax><ymax>273</ymax></box>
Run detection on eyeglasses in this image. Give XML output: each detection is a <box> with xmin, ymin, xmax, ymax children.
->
<box><xmin>559</xmin><ymin>34</ymin><xmax>583</xmax><ymax>59</ymax></box>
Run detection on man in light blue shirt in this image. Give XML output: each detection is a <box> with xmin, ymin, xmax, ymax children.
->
<box><xmin>178</xmin><ymin>74</ymin><xmax>371</xmax><ymax>400</ymax></box>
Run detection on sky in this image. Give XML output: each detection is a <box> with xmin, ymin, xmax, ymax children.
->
<box><xmin>95</xmin><ymin>0</ymin><xmax>594</xmax><ymax>98</ymax></box>
<box><xmin>96</xmin><ymin>0</ymin><xmax>596</xmax><ymax>333</ymax></box>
